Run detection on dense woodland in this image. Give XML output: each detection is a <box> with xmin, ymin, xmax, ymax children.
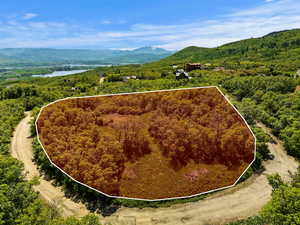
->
<box><xmin>0</xmin><ymin>29</ymin><xmax>300</xmax><ymax>223</ymax></box>
<box><xmin>36</xmin><ymin>88</ymin><xmax>254</xmax><ymax>199</ymax></box>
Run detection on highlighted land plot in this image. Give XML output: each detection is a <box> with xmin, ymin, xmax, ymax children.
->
<box><xmin>36</xmin><ymin>87</ymin><xmax>255</xmax><ymax>200</ymax></box>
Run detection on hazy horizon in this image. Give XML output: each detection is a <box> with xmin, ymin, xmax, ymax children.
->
<box><xmin>0</xmin><ymin>46</ymin><xmax>172</xmax><ymax>51</ymax></box>
<box><xmin>0</xmin><ymin>0</ymin><xmax>299</xmax><ymax>50</ymax></box>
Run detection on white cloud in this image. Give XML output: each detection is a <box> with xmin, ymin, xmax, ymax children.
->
<box><xmin>22</xmin><ymin>13</ymin><xmax>38</xmax><ymax>20</ymax></box>
<box><xmin>100</xmin><ymin>19</ymin><xmax>127</xmax><ymax>25</ymax></box>
<box><xmin>100</xmin><ymin>20</ymin><xmax>112</xmax><ymax>25</ymax></box>
<box><xmin>0</xmin><ymin>0</ymin><xmax>299</xmax><ymax>50</ymax></box>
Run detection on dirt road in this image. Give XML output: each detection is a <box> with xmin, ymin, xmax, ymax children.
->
<box><xmin>11</xmin><ymin>113</ymin><xmax>298</xmax><ymax>225</ymax></box>
<box><xmin>100</xmin><ymin>77</ymin><xmax>105</xmax><ymax>84</ymax></box>
<box><xmin>11</xmin><ymin>112</ymin><xmax>89</xmax><ymax>217</ymax></box>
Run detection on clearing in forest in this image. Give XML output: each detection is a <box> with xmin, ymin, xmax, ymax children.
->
<box><xmin>36</xmin><ymin>87</ymin><xmax>255</xmax><ymax>200</ymax></box>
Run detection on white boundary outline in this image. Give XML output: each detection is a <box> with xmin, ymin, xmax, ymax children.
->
<box><xmin>35</xmin><ymin>86</ymin><xmax>256</xmax><ymax>201</ymax></box>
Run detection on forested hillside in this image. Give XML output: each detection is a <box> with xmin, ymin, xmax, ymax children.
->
<box><xmin>36</xmin><ymin>88</ymin><xmax>254</xmax><ymax>200</ymax></box>
<box><xmin>156</xmin><ymin>29</ymin><xmax>300</xmax><ymax>71</ymax></box>
<box><xmin>0</xmin><ymin>28</ymin><xmax>300</xmax><ymax>224</ymax></box>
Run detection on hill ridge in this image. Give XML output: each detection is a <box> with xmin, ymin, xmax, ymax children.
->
<box><xmin>157</xmin><ymin>28</ymin><xmax>300</xmax><ymax>71</ymax></box>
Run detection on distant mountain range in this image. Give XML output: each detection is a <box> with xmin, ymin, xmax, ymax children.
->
<box><xmin>3</xmin><ymin>29</ymin><xmax>299</xmax><ymax>70</ymax></box>
<box><xmin>0</xmin><ymin>47</ymin><xmax>174</xmax><ymax>67</ymax></box>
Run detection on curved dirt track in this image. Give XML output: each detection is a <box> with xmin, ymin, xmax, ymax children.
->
<box><xmin>11</xmin><ymin>113</ymin><xmax>298</xmax><ymax>225</ymax></box>
<box><xmin>11</xmin><ymin>112</ymin><xmax>89</xmax><ymax>217</ymax></box>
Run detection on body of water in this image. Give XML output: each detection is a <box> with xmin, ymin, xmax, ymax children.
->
<box><xmin>32</xmin><ymin>70</ymin><xmax>89</xmax><ymax>77</ymax></box>
<box><xmin>62</xmin><ymin>64</ymin><xmax>112</xmax><ymax>67</ymax></box>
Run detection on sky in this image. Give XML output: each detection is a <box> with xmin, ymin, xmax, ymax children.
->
<box><xmin>0</xmin><ymin>0</ymin><xmax>299</xmax><ymax>50</ymax></box>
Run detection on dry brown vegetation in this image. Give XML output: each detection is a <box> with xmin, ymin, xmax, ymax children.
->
<box><xmin>37</xmin><ymin>87</ymin><xmax>255</xmax><ymax>200</ymax></box>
